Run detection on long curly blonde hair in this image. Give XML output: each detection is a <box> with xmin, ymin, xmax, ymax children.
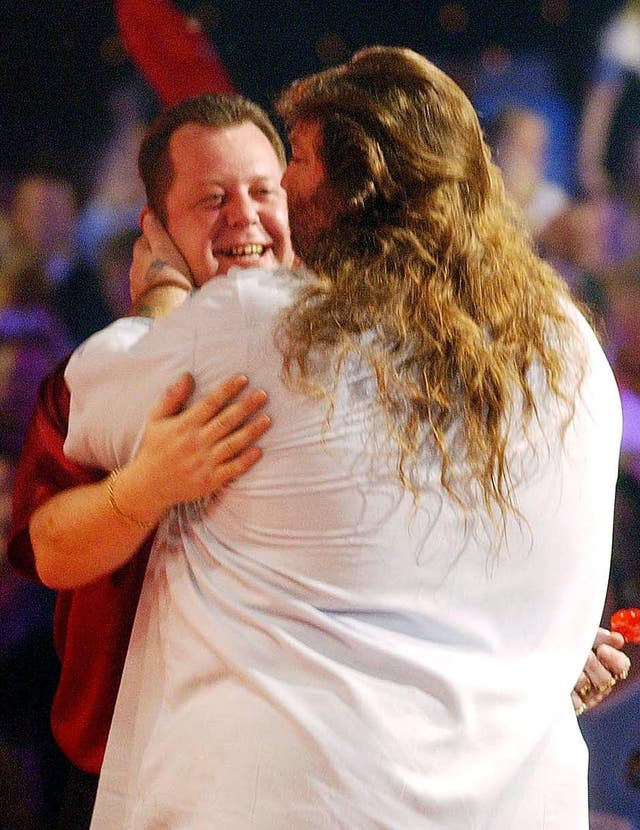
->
<box><xmin>275</xmin><ymin>46</ymin><xmax>585</xmax><ymax>521</ymax></box>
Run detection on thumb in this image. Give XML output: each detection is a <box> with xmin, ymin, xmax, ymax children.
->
<box><xmin>142</xmin><ymin>210</ymin><xmax>167</xmax><ymax>243</ymax></box>
<box><xmin>148</xmin><ymin>373</ymin><xmax>195</xmax><ymax>420</ymax></box>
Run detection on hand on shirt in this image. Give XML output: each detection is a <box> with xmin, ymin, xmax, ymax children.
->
<box><xmin>125</xmin><ymin>372</ymin><xmax>271</xmax><ymax>516</ymax></box>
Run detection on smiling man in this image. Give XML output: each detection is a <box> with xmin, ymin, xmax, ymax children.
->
<box><xmin>138</xmin><ymin>96</ymin><xmax>293</xmax><ymax>283</ymax></box>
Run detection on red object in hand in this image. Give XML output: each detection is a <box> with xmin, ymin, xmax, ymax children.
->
<box><xmin>611</xmin><ymin>608</ymin><xmax>640</xmax><ymax>643</ymax></box>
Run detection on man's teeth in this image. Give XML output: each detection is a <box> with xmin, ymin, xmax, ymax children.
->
<box><xmin>222</xmin><ymin>244</ymin><xmax>265</xmax><ymax>257</ymax></box>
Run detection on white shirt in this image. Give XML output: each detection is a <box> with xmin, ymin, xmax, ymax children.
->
<box><xmin>65</xmin><ymin>266</ymin><xmax>621</xmax><ymax>829</ymax></box>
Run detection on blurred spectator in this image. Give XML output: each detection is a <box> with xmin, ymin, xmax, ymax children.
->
<box><xmin>602</xmin><ymin>253</ymin><xmax>640</xmax><ymax>480</ymax></box>
<box><xmin>590</xmin><ymin>812</ymin><xmax>635</xmax><ymax>830</ymax></box>
<box><xmin>0</xmin><ymin>240</ymin><xmax>72</xmax><ymax>455</ymax></box>
<box><xmin>539</xmin><ymin>195</ymin><xmax>640</xmax><ymax>316</ymax></box>
<box><xmin>97</xmin><ymin>227</ymin><xmax>138</xmax><ymax>319</ymax></box>
<box><xmin>609</xmin><ymin>471</ymin><xmax>640</xmax><ymax>612</ymax></box>
<box><xmin>578</xmin><ymin>0</ymin><xmax>640</xmax><ymax>205</ymax></box>
<box><xmin>0</xmin><ymin>239</ymin><xmax>72</xmax><ymax>826</ymax></box>
<box><xmin>76</xmin><ymin>84</ymin><xmax>148</xmax><ymax>272</ymax></box>
<box><xmin>472</xmin><ymin>50</ymin><xmax>576</xmax><ymax>193</ymax></box>
<box><xmin>1</xmin><ymin>447</ymin><xmax>66</xmax><ymax>829</ymax></box>
<box><xmin>584</xmin><ymin>254</ymin><xmax>640</xmax><ymax>821</ymax></box>
<box><xmin>0</xmin><ymin>307</ymin><xmax>71</xmax><ymax>457</ymax></box>
<box><xmin>11</xmin><ymin>173</ymin><xmax>112</xmax><ymax>345</ymax></box>
<box><xmin>485</xmin><ymin>105</ymin><xmax>570</xmax><ymax>238</ymax></box>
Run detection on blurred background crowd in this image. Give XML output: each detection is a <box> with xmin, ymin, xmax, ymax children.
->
<box><xmin>1</xmin><ymin>1</ymin><xmax>640</xmax><ymax>827</ymax></box>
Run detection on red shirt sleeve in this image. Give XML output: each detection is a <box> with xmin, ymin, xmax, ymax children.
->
<box><xmin>6</xmin><ymin>356</ymin><xmax>154</xmax><ymax>774</ymax></box>
<box><xmin>7</xmin><ymin>357</ymin><xmax>105</xmax><ymax>582</ymax></box>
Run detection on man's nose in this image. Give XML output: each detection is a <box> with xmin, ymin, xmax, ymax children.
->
<box><xmin>224</xmin><ymin>192</ymin><xmax>258</xmax><ymax>226</ymax></box>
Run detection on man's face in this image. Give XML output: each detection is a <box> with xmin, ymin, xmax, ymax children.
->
<box><xmin>281</xmin><ymin>120</ymin><xmax>339</xmax><ymax>263</ymax></box>
<box><xmin>163</xmin><ymin>121</ymin><xmax>293</xmax><ymax>285</ymax></box>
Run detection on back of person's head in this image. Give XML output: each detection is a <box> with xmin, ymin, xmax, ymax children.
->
<box><xmin>275</xmin><ymin>46</ymin><xmax>583</xmax><ymax>522</ymax></box>
<box><xmin>139</xmin><ymin>94</ymin><xmax>286</xmax><ymax>223</ymax></box>
<box><xmin>277</xmin><ymin>46</ymin><xmax>495</xmax><ymax>259</ymax></box>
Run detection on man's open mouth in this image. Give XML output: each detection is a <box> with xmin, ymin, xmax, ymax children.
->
<box><xmin>218</xmin><ymin>244</ymin><xmax>267</xmax><ymax>257</ymax></box>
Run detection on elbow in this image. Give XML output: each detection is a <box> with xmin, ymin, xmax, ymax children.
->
<box><xmin>32</xmin><ymin>542</ymin><xmax>63</xmax><ymax>591</ymax></box>
<box><xmin>30</xmin><ymin>513</ymin><xmax>73</xmax><ymax>590</ymax></box>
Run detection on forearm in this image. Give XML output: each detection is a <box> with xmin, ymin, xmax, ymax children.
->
<box><xmin>33</xmin><ymin>371</ymin><xmax>271</xmax><ymax>589</ymax></box>
<box><xmin>129</xmin><ymin>281</ymin><xmax>190</xmax><ymax>319</ymax></box>
<box><xmin>31</xmin><ymin>461</ymin><xmax>165</xmax><ymax>589</ymax></box>
<box><xmin>129</xmin><ymin>217</ymin><xmax>194</xmax><ymax>318</ymax></box>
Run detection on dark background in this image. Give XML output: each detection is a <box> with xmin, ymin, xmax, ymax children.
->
<box><xmin>0</xmin><ymin>0</ymin><xmax>624</xmax><ymax>194</ymax></box>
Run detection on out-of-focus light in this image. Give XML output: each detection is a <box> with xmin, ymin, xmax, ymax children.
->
<box><xmin>541</xmin><ymin>0</ymin><xmax>570</xmax><ymax>26</ymax></box>
<box><xmin>480</xmin><ymin>45</ymin><xmax>512</xmax><ymax>75</ymax></box>
<box><xmin>438</xmin><ymin>3</ymin><xmax>469</xmax><ymax>35</ymax></box>
<box><xmin>100</xmin><ymin>35</ymin><xmax>126</xmax><ymax>66</ymax></box>
<box><xmin>315</xmin><ymin>33</ymin><xmax>348</xmax><ymax>66</ymax></box>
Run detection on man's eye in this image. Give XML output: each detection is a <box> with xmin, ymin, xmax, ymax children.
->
<box><xmin>202</xmin><ymin>194</ymin><xmax>224</xmax><ymax>208</ymax></box>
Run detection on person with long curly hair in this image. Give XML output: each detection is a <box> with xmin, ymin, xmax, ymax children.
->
<box><xmin>60</xmin><ymin>48</ymin><xmax>620</xmax><ymax>828</ymax></box>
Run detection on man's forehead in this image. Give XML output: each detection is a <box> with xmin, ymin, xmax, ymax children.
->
<box><xmin>170</xmin><ymin>121</ymin><xmax>272</xmax><ymax>152</ymax></box>
<box><xmin>169</xmin><ymin>121</ymin><xmax>283</xmax><ymax>177</ymax></box>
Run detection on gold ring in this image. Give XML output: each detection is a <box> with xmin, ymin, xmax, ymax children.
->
<box><xmin>616</xmin><ymin>668</ymin><xmax>629</xmax><ymax>682</ymax></box>
<box><xmin>575</xmin><ymin>703</ymin><xmax>587</xmax><ymax>717</ymax></box>
<box><xmin>577</xmin><ymin>682</ymin><xmax>592</xmax><ymax>700</ymax></box>
<box><xmin>597</xmin><ymin>678</ymin><xmax>616</xmax><ymax>694</ymax></box>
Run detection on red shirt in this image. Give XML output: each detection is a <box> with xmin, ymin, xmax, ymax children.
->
<box><xmin>7</xmin><ymin>359</ymin><xmax>152</xmax><ymax>774</ymax></box>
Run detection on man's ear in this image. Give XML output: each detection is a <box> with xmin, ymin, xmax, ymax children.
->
<box><xmin>139</xmin><ymin>205</ymin><xmax>150</xmax><ymax>229</ymax></box>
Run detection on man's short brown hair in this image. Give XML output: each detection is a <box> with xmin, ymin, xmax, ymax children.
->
<box><xmin>138</xmin><ymin>94</ymin><xmax>286</xmax><ymax>223</ymax></box>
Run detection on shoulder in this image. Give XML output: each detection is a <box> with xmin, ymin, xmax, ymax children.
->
<box><xmin>68</xmin><ymin>317</ymin><xmax>152</xmax><ymax>363</ymax></box>
<box><xmin>196</xmin><ymin>266</ymin><xmax>300</xmax><ymax>322</ymax></box>
<box><xmin>63</xmin><ymin>318</ymin><xmax>154</xmax><ymax>404</ymax></box>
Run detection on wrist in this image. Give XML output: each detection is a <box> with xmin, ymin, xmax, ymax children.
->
<box><xmin>145</xmin><ymin>260</ymin><xmax>192</xmax><ymax>291</ymax></box>
<box><xmin>107</xmin><ymin>464</ymin><xmax>168</xmax><ymax>529</ymax></box>
<box><xmin>129</xmin><ymin>284</ymin><xmax>190</xmax><ymax>318</ymax></box>
<box><xmin>130</xmin><ymin>260</ymin><xmax>193</xmax><ymax>315</ymax></box>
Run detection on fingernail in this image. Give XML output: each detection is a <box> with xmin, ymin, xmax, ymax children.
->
<box><xmin>251</xmin><ymin>389</ymin><xmax>268</xmax><ymax>404</ymax></box>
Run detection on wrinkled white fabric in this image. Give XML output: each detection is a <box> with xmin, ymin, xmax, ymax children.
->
<box><xmin>65</xmin><ymin>267</ymin><xmax>621</xmax><ymax>829</ymax></box>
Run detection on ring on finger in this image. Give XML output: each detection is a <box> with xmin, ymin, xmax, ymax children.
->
<box><xmin>597</xmin><ymin>678</ymin><xmax>616</xmax><ymax>694</ymax></box>
<box><xmin>575</xmin><ymin>703</ymin><xmax>587</xmax><ymax>717</ymax></box>
<box><xmin>577</xmin><ymin>681</ymin><xmax>592</xmax><ymax>700</ymax></box>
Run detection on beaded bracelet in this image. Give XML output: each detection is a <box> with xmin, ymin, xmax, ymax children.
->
<box><xmin>107</xmin><ymin>468</ymin><xmax>154</xmax><ymax>529</ymax></box>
